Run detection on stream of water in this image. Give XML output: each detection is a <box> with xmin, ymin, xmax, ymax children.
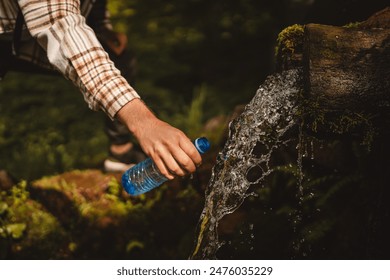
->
<box><xmin>191</xmin><ymin>69</ymin><xmax>303</xmax><ymax>259</ymax></box>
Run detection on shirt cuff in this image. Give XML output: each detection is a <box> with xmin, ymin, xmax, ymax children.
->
<box><xmin>91</xmin><ymin>75</ymin><xmax>141</xmax><ymax>119</ymax></box>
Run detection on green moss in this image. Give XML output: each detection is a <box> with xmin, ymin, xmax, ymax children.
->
<box><xmin>0</xmin><ymin>181</ymin><xmax>66</xmax><ymax>258</ymax></box>
<box><xmin>343</xmin><ymin>22</ymin><xmax>362</xmax><ymax>28</ymax></box>
<box><xmin>275</xmin><ymin>24</ymin><xmax>304</xmax><ymax>59</ymax></box>
<box><xmin>126</xmin><ymin>240</ymin><xmax>144</xmax><ymax>253</ymax></box>
<box><xmin>1</xmin><ymin>168</ymin><xmax>204</xmax><ymax>259</ymax></box>
<box><xmin>107</xmin><ymin>177</ymin><xmax>121</xmax><ymax>196</ymax></box>
<box><xmin>300</xmin><ymin>96</ymin><xmax>376</xmax><ymax>149</ymax></box>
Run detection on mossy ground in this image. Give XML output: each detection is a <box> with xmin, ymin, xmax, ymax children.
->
<box><xmin>0</xmin><ymin>170</ymin><xmax>208</xmax><ymax>259</ymax></box>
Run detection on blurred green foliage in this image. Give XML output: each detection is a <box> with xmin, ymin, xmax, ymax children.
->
<box><xmin>0</xmin><ymin>73</ymin><xmax>108</xmax><ymax>179</ymax></box>
<box><xmin>0</xmin><ymin>0</ymin><xmax>387</xmax><ymax>180</ymax></box>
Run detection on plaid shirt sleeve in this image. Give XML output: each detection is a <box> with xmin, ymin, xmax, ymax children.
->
<box><xmin>18</xmin><ymin>0</ymin><xmax>140</xmax><ymax>119</ymax></box>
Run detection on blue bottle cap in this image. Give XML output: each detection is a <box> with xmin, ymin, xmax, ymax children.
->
<box><xmin>194</xmin><ymin>137</ymin><xmax>210</xmax><ymax>154</ymax></box>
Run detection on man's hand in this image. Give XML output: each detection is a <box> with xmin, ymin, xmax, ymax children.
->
<box><xmin>116</xmin><ymin>99</ymin><xmax>202</xmax><ymax>180</ymax></box>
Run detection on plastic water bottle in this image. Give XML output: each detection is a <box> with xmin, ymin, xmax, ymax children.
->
<box><xmin>122</xmin><ymin>137</ymin><xmax>210</xmax><ymax>196</ymax></box>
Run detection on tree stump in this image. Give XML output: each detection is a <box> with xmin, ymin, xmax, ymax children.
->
<box><xmin>276</xmin><ymin>8</ymin><xmax>390</xmax><ymax>112</ymax></box>
<box><xmin>303</xmin><ymin>22</ymin><xmax>390</xmax><ymax>111</ymax></box>
<box><xmin>275</xmin><ymin>8</ymin><xmax>390</xmax><ymax>137</ymax></box>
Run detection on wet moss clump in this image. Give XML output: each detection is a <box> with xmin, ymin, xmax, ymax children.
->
<box><xmin>275</xmin><ymin>24</ymin><xmax>305</xmax><ymax>71</ymax></box>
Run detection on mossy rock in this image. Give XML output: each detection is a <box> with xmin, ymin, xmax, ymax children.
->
<box><xmin>0</xmin><ymin>169</ymin><xmax>203</xmax><ymax>259</ymax></box>
<box><xmin>0</xmin><ymin>181</ymin><xmax>68</xmax><ymax>259</ymax></box>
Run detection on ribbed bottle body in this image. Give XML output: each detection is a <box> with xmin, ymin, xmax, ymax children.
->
<box><xmin>122</xmin><ymin>137</ymin><xmax>210</xmax><ymax>196</ymax></box>
<box><xmin>122</xmin><ymin>158</ymin><xmax>167</xmax><ymax>195</ymax></box>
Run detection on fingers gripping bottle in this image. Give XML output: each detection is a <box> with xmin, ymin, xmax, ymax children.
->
<box><xmin>121</xmin><ymin>137</ymin><xmax>210</xmax><ymax>196</ymax></box>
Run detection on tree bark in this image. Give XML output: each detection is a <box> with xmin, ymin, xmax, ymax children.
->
<box><xmin>303</xmin><ymin>22</ymin><xmax>390</xmax><ymax>111</ymax></box>
<box><xmin>275</xmin><ymin>8</ymin><xmax>390</xmax><ymax>112</ymax></box>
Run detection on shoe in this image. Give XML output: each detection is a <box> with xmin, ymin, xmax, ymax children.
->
<box><xmin>103</xmin><ymin>145</ymin><xmax>147</xmax><ymax>173</ymax></box>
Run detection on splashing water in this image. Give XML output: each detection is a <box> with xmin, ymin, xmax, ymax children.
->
<box><xmin>191</xmin><ymin>69</ymin><xmax>303</xmax><ymax>259</ymax></box>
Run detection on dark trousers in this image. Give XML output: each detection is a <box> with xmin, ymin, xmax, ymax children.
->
<box><xmin>102</xmin><ymin>41</ymin><xmax>137</xmax><ymax>145</ymax></box>
<box><xmin>0</xmin><ymin>40</ymin><xmax>135</xmax><ymax>146</ymax></box>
